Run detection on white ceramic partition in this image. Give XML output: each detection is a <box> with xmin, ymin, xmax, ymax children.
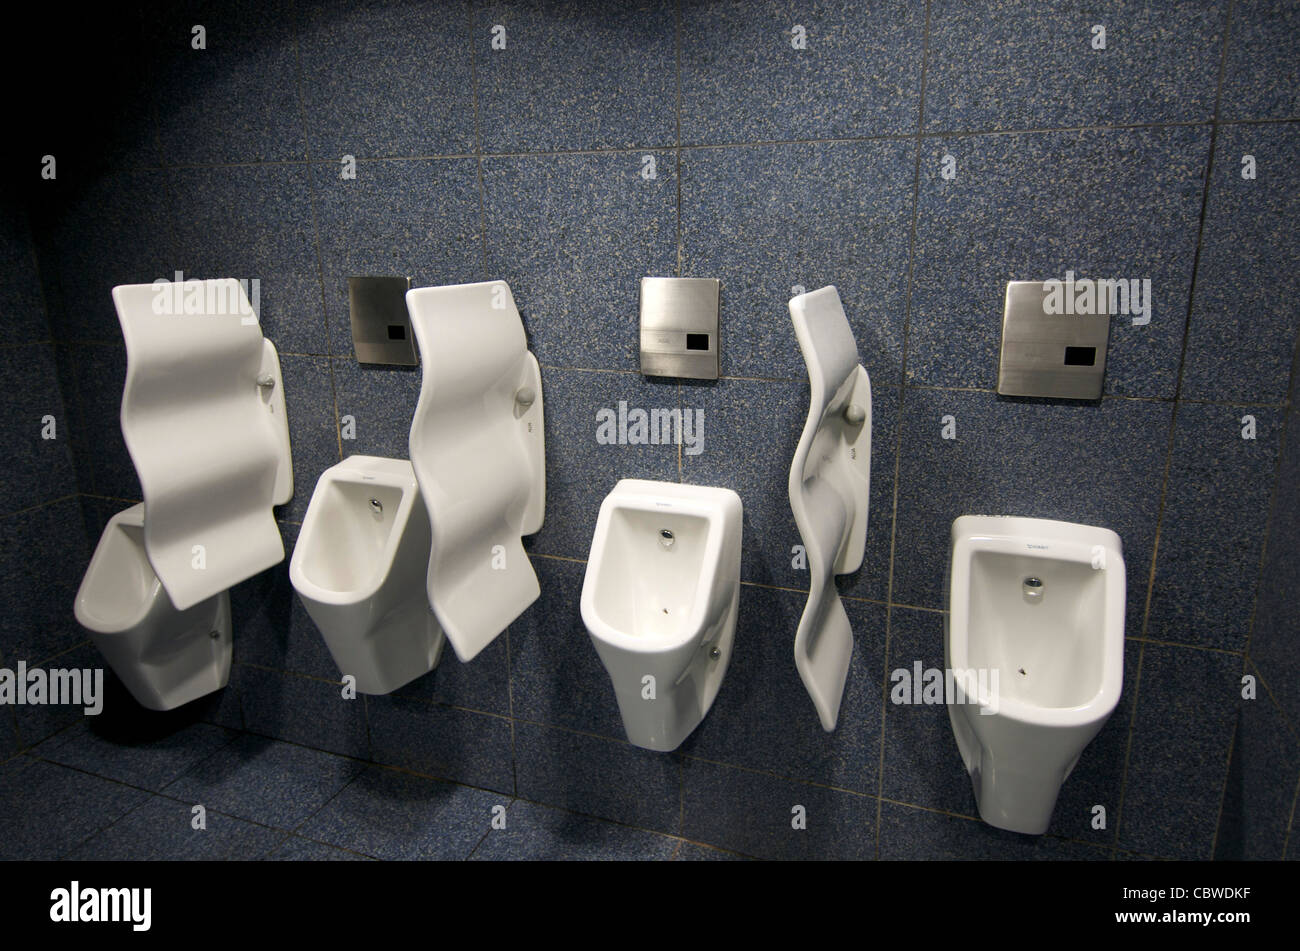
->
<box><xmin>406</xmin><ymin>280</ymin><xmax>546</xmax><ymax>663</ymax></box>
<box><xmin>787</xmin><ymin>285</ymin><xmax>871</xmax><ymax>731</ymax></box>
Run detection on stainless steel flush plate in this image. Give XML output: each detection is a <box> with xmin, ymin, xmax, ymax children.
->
<box><xmin>640</xmin><ymin>277</ymin><xmax>720</xmax><ymax>380</ymax></box>
<box><xmin>997</xmin><ymin>281</ymin><xmax>1110</xmax><ymax>400</ymax></box>
<box><xmin>349</xmin><ymin>276</ymin><xmax>417</xmax><ymax>366</ymax></box>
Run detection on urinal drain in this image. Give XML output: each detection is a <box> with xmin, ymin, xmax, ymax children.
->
<box><xmin>659</xmin><ymin>529</ymin><xmax>675</xmax><ymax>550</ymax></box>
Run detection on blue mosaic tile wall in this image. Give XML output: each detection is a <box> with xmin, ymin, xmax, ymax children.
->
<box><xmin>5</xmin><ymin>0</ymin><xmax>1298</xmax><ymax>860</ymax></box>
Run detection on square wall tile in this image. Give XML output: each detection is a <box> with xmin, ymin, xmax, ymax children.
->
<box><xmin>482</xmin><ymin>151</ymin><xmax>677</xmax><ymax>371</ymax></box>
<box><xmin>475</xmin><ymin>0</ymin><xmax>676</xmax><ymax>152</ymax></box>
<box><xmin>296</xmin><ymin>0</ymin><xmax>475</xmax><ymax>159</ymax></box>
<box><xmin>524</xmin><ymin>368</ymin><xmax>679</xmax><ymax>561</ymax></box>
<box><xmin>168</xmin><ymin>164</ymin><xmax>327</xmax><ymax>356</ymax></box>
<box><xmin>513</xmin><ymin>720</ymin><xmax>680</xmax><ymax>833</ymax></box>
<box><xmin>0</xmin><ymin>345</ymin><xmax>78</xmax><ymax>513</ymax></box>
<box><xmin>507</xmin><ymin>556</ymin><xmax>625</xmax><ymax>741</ymax></box>
<box><xmin>366</xmin><ymin>694</ymin><xmax>515</xmax><ymax>794</ymax></box>
<box><xmin>0</xmin><ymin>498</ymin><xmax>89</xmax><ymax>666</ymax></box>
<box><xmin>679</xmin><ymin>0</ymin><xmax>925</xmax><ymax>144</ymax></box>
<box><xmin>68</xmin><ymin>795</ymin><xmax>284</xmax><ymax>861</ymax></box>
<box><xmin>1118</xmin><ymin>642</ymin><xmax>1240</xmax><ymax>859</ymax></box>
<box><xmin>679</xmin><ymin>376</ymin><xmax>798</xmax><ymax>587</ymax></box>
<box><xmin>1214</xmin><ymin>667</ymin><xmax>1300</xmax><ymax>860</ymax></box>
<box><xmin>680</xmin><ymin>757</ymin><xmax>876</xmax><ymax>860</ymax></box>
<box><xmin>31</xmin><ymin>168</ymin><xmax>175</xmax><ymax>342</ymax></box>
<box><xmin>313</xmin><ymin>157</ymin><xmax>482</xmax><ymax>358</ymax></box>
<box><xmin>471</xmin><ymin>799</ymin><xmax>679</xmax><ymax>861</ymax></box>
<box><xmin>1181</xmin><ymin>122</ymin><xmax>1300</xmax><ymax>403</ymax></box>
<box><xmin>1147</xmin><ymin>404</ymin><xmax>1281</xmax><ymax>650</ymax></box>
<box><xmin>924</xmin><ymin>0</ymin><xmax>1227</xmax><ymax>132</ymax></box>
<box><xmin>328</xmin><ymin>359</ymin><xmax>420</xmax><ymax>461</ymax></box>
<box><xmin>277</xmin><ymin>355</ymin><xmax>339</xmax><ymax>523</ymax></box>
<box><xmin>682</xmin><ymin>587</ymin><xmax>886</xmax><ymax>795</ymax></box>
<box><xmin>300</xmin><ymin>765</ymin><xmax>503</xmax><ymax>860</ymax></box>
<box><xmin>149</xmin><ymin>0</ymin><xmax>306</xmax><ymax>165</ymax></box>
<box><xmin>879</xmin><ymin>607</ymin><xmax>976</xmax><ymax>816</ymax></box>
<box><xmin>236</xmin><ymin>666</ymin><xmax>369</xmax><ymax>759</ymax></box>
<box><xmin>1221</xmin><ymin>0</ymin><xmax>1300</xmax><ymax>121</ymax></box>
<box><xmin>680</xmin><ymin>140</ymin><xmax>914</xmax><ymax>382</ymax></box>
<box><xmin>878</xmin><ymin>801</ymin><xmax>1107</xmax><ymax>861</ymax></box>
<box><xmin>909</xmin><ymin>126</ymin><xmax>1209</xmax><ymax>398</ymax></box>
<box><xmin>891</xmin><ymin>388</ymin><xmax>1169</xmax><ymax>619</ymax></box>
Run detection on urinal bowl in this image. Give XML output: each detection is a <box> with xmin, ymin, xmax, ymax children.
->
<box><xmin>944</xmin><ymin>515</ymin><xmax>1125</xmax><ymax>835</ymax></box>
<box><xmin>290</xmin><ymin>456</ymin><xmax>444</xmax><ymax>695</ymax></box>
<box><xmin>581</xmin><ymin>480</ymin><xmax>742</xmax><ymax>752</ymax></box>
<box><xmin>75</xmin><ymin>504</ymin><xmax>232</xmax><ymax>711</ymax></box>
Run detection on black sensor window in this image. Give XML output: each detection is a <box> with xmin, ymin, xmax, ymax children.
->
<box><xmin>387</xmin><ymin>324</ymin><xmax>407</xmax><ymax>340</ymax></box>
<box><xmin>685</xmin><ymin>333</ymin><xmax>709</xmax><ymax>351</ymax></box>
<box><xmin>1063</xmin><ymin>346</ymin><xmax>1096</xmax><ymax>366</ymax></box>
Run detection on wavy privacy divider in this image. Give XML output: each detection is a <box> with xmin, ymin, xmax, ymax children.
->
<box><xmin>787</xmin><ymin>285</ymin><xmax>872</xmax><ymax>731</ymax></box>
<box><xmin>114</xmin><ymin>279</ymin><xmax>292</xmax><ymax>611</ymax></box>
<box><xmin>406</xmin><ymin>280</ymin><xmax>546</xmax><ymax>662</ymax></box>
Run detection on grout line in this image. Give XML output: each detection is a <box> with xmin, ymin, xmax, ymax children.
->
<box><xmin>1195</xmin><ymin>0</ymin><xmax>1241</xmax><ymax>860</ymax></box>
<box><xmin>1116</xmin><ymin>0</ymin><xmax>1237</xmax><ymax>854</ymax></box>
<box><xmin>873</xmin><ymin>0</ymin><xmax>934</xmax><ymax>862</ymax></box>
<box><xmin>0</xmin><ymin>493</ymin><xmax>81</xmax><ymax>521</ymax></box>
<box><xmin>468</xmin><ymin>0</ymin><xmax>491</xmax><ymax>284</ymax></box>
<box><xmin>287</xmin><ymin>0</ymin><xmax>343</xmax><ymax>467</ymax></box>
<box><xmin>114</xmin><ymin>116</ymin><xmax>1300</xmax><ymax>176</ymax></box>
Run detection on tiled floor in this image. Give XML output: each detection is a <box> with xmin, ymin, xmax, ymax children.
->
<box><xmin>0</xmin><ymin>723</ymin><xmax>742</xmax><ymax>861</ymax></box>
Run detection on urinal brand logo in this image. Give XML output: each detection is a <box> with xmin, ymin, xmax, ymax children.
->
<box><xmin>0</xmin><ymin>662</ymin><xmax>103</xmax><ymax>715</ymax></box>
<box><xmin>595</xmin><ymin>400</ymin><xmax>705</xmax><ymax>456</ymax></box>
<box><xmin>1042</xmin><ymin>270</ymin><xmax>1151</xmax><ymax>326</ymax></box>
<box><xmin>50</xmin><ymin>881</ymin><xmax>151</xmax><ymax>932</ymax></box>
<box><xmin>150</xmin><ymin>271</ymin><xmax>260</xmax><ymax>324</ymax></box>
<box><xmin>890</xmin><ymin>663</ymin><xmax>1000</xmax><ymax>714</ymax></box>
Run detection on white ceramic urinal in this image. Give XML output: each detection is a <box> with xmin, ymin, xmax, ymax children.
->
<box><xmin>787</xmin><ymin>286</ymin><xmax>871</xmax><ymax>731</ymax></box>
<box><xmin>581</xmin><ymin>480</ymin><xmax>742</xmax><ymax>752</ymax></box>
<box><xmin>75</xmin><ymin>504</ymin><xmax>232</xmax><ymax>710</ymax></box>
<box><xmin>946</xmin><ymin>516</ymin><xmax>1126</xmax><ymax>835</ymax></box>
<box><xmin>76</xmin><ymin>278</ymin><xmax>293</xmax><ymax>710</ymax></box>
<box><xmin>114</xmin><ymin>279</ymin><xmax>293</xmax><ymax>609</ymax></box>
<box><xmin>291</xmin><ymin>456</ymin><xmax>444</xmax><ymax>694</ymax></box>
<box><xmin>406</xmin><ymin>280</ymin><xmax>545</xmax><ymax>663</ymax></box>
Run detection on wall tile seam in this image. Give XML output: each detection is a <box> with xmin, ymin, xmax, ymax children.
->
<box><xmin>94</xmin><ymin>113</ymin><xmax>1300</xmax><ymax>177</ymax></box>
<box><xmin>1122</xmin><ymin>0</ymin><xmax>1236</xmax><ymax>858</ymax></box>
<box><xmin>0</xmin><ymin>492</ymin><xmax>80</xmax><ymax>521</ymax></box>
<box><xmin>1242</xmin><ymin>657</ymin><xmax>1300</xmax><ymax>749</ymax></box>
